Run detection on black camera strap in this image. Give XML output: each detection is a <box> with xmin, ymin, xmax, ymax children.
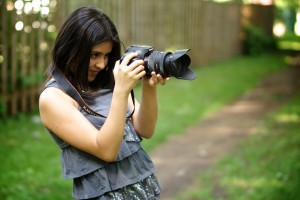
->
<box><xmin>50</xmin><ymin>67</ymin><xmax>135</xmax><ymax>119</ymax></box>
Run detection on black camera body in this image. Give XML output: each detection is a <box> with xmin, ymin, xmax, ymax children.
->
<box><xmin>121</xmin><ymin>45</ymin><xmax>196</xmax><ymax>80</ymax></box>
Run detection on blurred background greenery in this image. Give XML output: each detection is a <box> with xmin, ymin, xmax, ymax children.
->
<box><xmin>1</xmin><ymin>0</ymin><xmax>300</xmax><ymax>199</ymax></box>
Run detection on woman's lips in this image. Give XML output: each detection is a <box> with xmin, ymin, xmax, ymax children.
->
<box><xmin>90</xmin><ymin>70</ymin><xmax>100</xmax><ymax>76</ymax></box>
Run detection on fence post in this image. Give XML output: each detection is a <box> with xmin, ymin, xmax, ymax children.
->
<box><xmin>0</xmin><ymin>0</ymin><xmax>8</xmax><ymax>116</ymax></box>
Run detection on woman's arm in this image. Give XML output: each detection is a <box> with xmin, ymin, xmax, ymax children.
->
<box><xmin>39</xmin><ymin>53</ymin><xmax>146</xmax><ymax>162</ymax></box>
<box><xmin>130</xmin><ymin>72</ymin><xmax>169</xmax><ymax>139</ymax></box>
<box><xmin>39</xmin><ymin>86</ymin><xmax>128</xmax><ymax>162</ymax></box>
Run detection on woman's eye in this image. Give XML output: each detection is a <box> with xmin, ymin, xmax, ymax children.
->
<box><xmin>90</xmin><ymin>53</ymin><xmax>110</xmax><ymax>59</ymax></box>
<box><xmin>91</xmin><ymin>53</ymin><xmax>98</xmax><ymax>58</ymax></box>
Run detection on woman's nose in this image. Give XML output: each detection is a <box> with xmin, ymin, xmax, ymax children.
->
<box><xmin>95</xmin><ymin>58</ymin><xmax>106</xmax><ymax>70</ymax></box>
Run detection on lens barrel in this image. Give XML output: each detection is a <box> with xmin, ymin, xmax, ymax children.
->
<box><xmin>123</xmin><ymin>45</ymin><xmax>196</xmax><ymax>80</ymax></box>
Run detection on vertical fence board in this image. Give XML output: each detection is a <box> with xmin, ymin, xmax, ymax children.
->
<box><xmin>10</xmin><ymin>9</ymin><xmax>17</xmax><ymax>115</ymax></box>
<box><xmin>117</xmin><ymin>0</ymin><xmax>131</xmax><ymax>49</ymax></box>
<box><xmin>1</xmin><ymin>0</ymin><xmax>8</xmax><ymax>106</ymax></box>
<box><xmin>21</xmin><ymin>29</ymin><xmax>27</xmax><ymax>112</ymax></box>
<box><xmin>29</xmin><ymin>14</ymin><xmax>35</xmax><ymax>112</ymax></box>
<box><xmin>243</xmin><ymin>4</ymin><xmax>275</xmax><ymax>36</ymax></box>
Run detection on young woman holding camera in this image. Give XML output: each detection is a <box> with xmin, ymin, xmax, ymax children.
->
<box><xmin>39</xmin><ymin>7</ymin><xmax>169</xmax><ymax>199</ymax></box>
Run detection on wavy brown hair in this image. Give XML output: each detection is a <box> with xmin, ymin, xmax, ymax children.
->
<box><xmin>47</xmin><ymin>7</ymin><xmax>121</xmax><ymax>92</ymax></box>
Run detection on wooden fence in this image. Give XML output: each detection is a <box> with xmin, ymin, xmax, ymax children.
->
<box><xmin>242</xmin><ymin>4</ymin><xmax>275</xmax><ymax>36</ymax></box>
<box><xmin>0</xmin><ymin>0</ymin><xmax>66</xmax><ymax>116</ymax></box>
<box><xmin>69</xmin><ymin>0</ymin><xmax>242</xmax><ymax>66</ymax></box>
<box><xmin>0</xmin><ymin>1</ymin><xmax>273</xmax><ymax>117</ymax></box>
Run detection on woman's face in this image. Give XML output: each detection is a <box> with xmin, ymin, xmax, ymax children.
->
<box><xmin>88</xmin><ymin>41</ymin><xmax>113</xmax><ymax>82</ymax></box>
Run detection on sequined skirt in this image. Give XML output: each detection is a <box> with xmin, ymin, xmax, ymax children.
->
<box><xmin>93</xmin><ymin>174</ymin><xmax>161</xmax><ymax>200</ymax></box>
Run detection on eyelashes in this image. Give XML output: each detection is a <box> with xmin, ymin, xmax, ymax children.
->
<box><xmin>90</xmin><ymin>52</ymin><xmax>110</xmax><ymax>59</ymax></box>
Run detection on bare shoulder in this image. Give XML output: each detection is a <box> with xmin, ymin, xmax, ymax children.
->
<box><xmin>39</xmin><ymin>87</ymin><xmax>79</xmax><ymax>127</ymax></box>
<box><xmin>39</xmin><ymin>87</ymin><xmax>77</xmax><ymax>108</ymax></box>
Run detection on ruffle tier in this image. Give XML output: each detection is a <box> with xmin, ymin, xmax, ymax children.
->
<box><xmin>57</xmin><ymin>121</ymin><xmax>143</xmax><ymax>179</ymax></box>
<box><xmin>96</xmin><ymin>174</ymin><xmax>160</xmax><ymax>200</ymax></box>
<box><xmin>72</xmin><ymin>149</ymin><xmax>157</xmax><ymax>199</ymax></box>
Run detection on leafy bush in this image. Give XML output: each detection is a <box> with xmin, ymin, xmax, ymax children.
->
<box><xmin>243</xmin><ymin>24</ymin><xmax>277</xmax><ymax>55</ymax></box>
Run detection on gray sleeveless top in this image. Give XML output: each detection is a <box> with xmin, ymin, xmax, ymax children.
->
<box><xmin>45</xmin><ymin>80</ymin><xmax>157</xmax><ymax>199</ymax></box>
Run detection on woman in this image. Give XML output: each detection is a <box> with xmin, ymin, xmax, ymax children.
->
<box><xmin>39</xmin><ymin>7</ymin><xmax>168</xmax><ymax>199</ymax></box>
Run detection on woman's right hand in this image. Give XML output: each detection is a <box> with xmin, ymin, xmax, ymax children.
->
<box><xmin>113</xmin><ymin>53</ymin><xmax>146</xmax><ymax>94</ymax></box>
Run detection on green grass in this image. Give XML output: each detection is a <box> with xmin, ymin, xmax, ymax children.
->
<box><xmin>0</xmin><ymin>53</ymin><xmax>286</xmax><ymax>199</ymax></box>
<box><xmin>140</xmin><ymin>53</ymin><xmax>286</xmax><ymax>151</ymax></box>
<box><xmin>176</xmin><ymin>92</ymin><xmax>300</xmax><ymax>200</ymax></box>
<box><xmin>0</xmin><ymin>114</ymin><xmax>72</xmax><ymax>200</ymax></box>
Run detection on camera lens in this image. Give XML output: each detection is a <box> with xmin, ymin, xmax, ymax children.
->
<box><xmin>123</xmin><ymin>45</ymin><xmax>196</xmax><ymax>80</ymax></box>
<box><xmin>164</xmin><ymin>54</ymin><xmax>190</xmax><ymax>78</ymax></box>
<box><xmin>147</xmin><ymin>51</ymin><xmax>191</xmax><ymax>79</ymax></box>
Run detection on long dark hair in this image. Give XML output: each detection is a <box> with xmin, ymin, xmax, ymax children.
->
<box><xmin>47</xmin><ymin>7</ymin><xmax>121</xmax><ymax>91</ymax></box>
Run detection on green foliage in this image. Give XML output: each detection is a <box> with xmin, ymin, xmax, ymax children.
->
<box><xmin>278</xmin><ymin>31</ymin><xmax>300</xmax><ymax>42</ymax></box>
<box><xmin>275</xmin><ymin>0</ymin><xmax>299</xmax><ymax>8</ymax></box>
<box><xmin>46</xmin><ymin>29</ymin><xmax>58</xmax><ymax>41</ymax></box>
<box><xmin>19</xmin><ymin>70</ymin><xmax>45</xmax><ymax>88</ymax></box>
<box><xmin>177</xmin><ymin>92</ymin><xmax>300</xmax><ymax>200</ymax></box>
<box><xmin>243</xmin><ymin>25</ymin><xmax>277</xmax><ymax>56</ymax></box>
<box><xmin>276</xmin><ymin>32</ymin><xmax>300</xmax><ymax>51</ymax></box>
<box><xmin>0</xmin><ymin>96</ymin><xmax>7</xmax><ymax>116</ymax></box>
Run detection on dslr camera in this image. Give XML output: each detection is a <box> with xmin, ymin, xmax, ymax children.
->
<box><xmin>121</xmin><ymin>45</ymin><xmax>196</xmax><ymax>80</ymax></box>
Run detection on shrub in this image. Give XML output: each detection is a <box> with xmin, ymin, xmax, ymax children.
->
<box><xmin>243</xmin><ymin>24</ymin><xmax>277</xmax><ymax>55</ymax></box>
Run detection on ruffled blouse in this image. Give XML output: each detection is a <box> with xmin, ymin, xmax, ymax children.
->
<box><xmin>44</xmin><ymin>80</ymin><xmax>158</xmax><ymax>199</ymax></box>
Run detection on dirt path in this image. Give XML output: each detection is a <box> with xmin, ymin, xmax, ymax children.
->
<box><xmin>150</xmin><ymin>64</ymin><xmax>300</xmax><ymax>200</ymax></box>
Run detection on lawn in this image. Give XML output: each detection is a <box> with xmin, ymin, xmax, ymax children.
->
<box><xmin>0</xmin><ymin>53</ymin><xmax>287</xmax><ymax>199</ymax></box>
<box><xmin>177</xmin><ymin>91</ymin><xmax>300</xmax><ymax>200</ymax></box>
<box><xmin>140</xmin><ymin>53</ymin><xmax>287</xmax><ymax>151</ymax></box>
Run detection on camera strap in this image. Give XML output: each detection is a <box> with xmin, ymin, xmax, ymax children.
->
<box><xmin>50</xmin><ymin>67</ymin><xmax>135</xmax><ymax>118</ymax></box>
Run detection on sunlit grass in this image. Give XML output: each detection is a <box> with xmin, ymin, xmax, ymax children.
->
<box><xmin>139</xmin><ymin>53</ymin><xmax>286</xmax><ymax>151</ymax></box>
<box><xmin>0</xmin><ymin>114</ymin><xmax>72</xmax><ymax>200</ymax></box>
<box><xmin>177</xmin><ymin>92</ymin><xmax>300</xmax><ymax>200</ymax></box>
<box><xmin>278</xmin><ymin>41</ymin><xmax>300</xmax><ymax>51</ymax></box>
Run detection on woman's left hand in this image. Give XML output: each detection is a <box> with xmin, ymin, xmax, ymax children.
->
<box><xmin>144</xmin><ymin>71</ymin><xmax>170</xmax><ymax>87</ymax></box>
